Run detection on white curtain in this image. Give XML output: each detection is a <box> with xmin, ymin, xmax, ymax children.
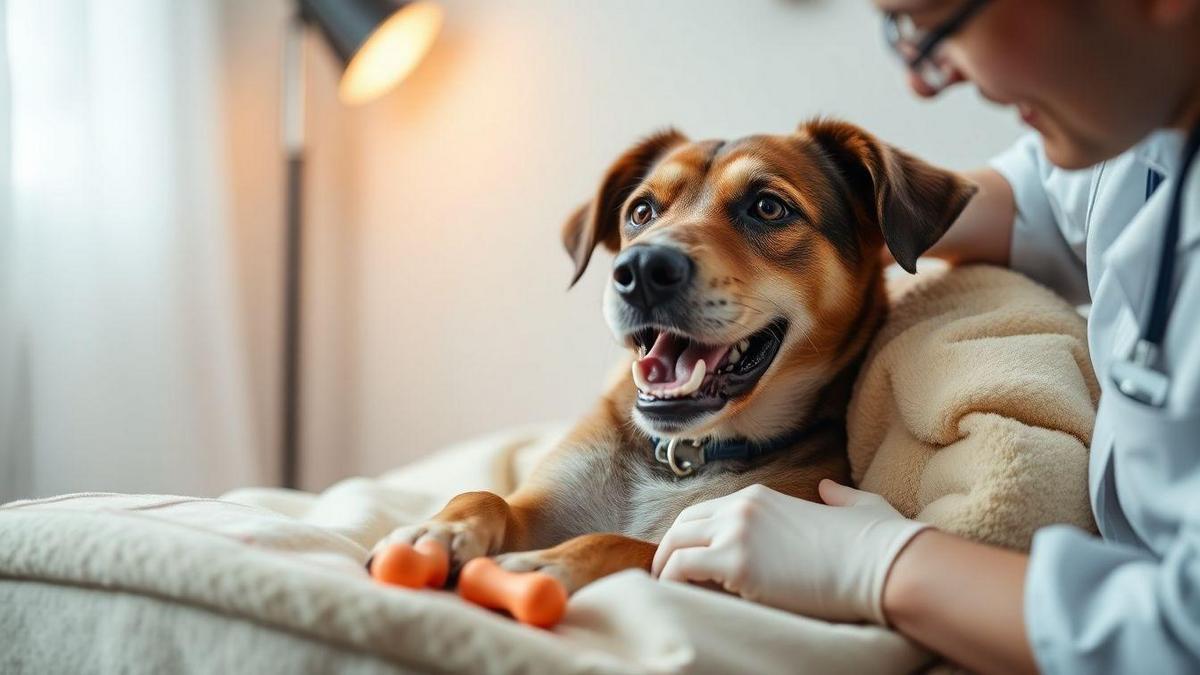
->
<box><xmin>1</xmin><ymin>0</ymin><xmax>21</xmax><ymax>502</ymax></box>
<box><xmin>0</xmin><ymin>0</ymin><xmax>269</xmax><ymax>501</ymax></box>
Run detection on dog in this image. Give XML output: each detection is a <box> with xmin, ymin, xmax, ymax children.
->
<box><xmin>373</xmin><ymin>118</ymin><xmax>975</xmax><ymax>594</ymax></box>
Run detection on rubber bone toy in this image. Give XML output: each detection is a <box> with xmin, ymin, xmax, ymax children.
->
<box><xmin>370</xmin><ymin>541</ymin><xmax>568</xmax><ymax>629</ymax></box>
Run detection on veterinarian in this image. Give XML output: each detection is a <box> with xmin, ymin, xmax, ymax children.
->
<box><xmin>652</xmin><ymin>1</ymin><xmax>1200</xmax><ymax>672</ymax></box>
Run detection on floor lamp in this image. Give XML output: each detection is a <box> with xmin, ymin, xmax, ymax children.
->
<box><xmin>281</xmin><ymin>0</ymin><xmax>442</xmax><ymax>488</ymax></box>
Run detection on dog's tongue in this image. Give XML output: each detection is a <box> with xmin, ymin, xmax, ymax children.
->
<box><xmin>636</xmin><ymin>332</ymin><xmax>731</xmax><ymax>389</ymax></box>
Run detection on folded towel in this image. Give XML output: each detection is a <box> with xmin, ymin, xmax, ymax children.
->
<box><xmin>848</xmin><ymin>265</ymin><xmax>1099</xmax><ymax>550</ymax></box>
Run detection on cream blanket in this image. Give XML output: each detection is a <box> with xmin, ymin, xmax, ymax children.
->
<box><xmin>849</xmin><ymin>265</ymin><xmax>1098</xmax><ymax>548</ymax></box>
<box><xmin>0</xmin><ymin>266</ymin><xmax>1096</xmax><ymax>674</ymax></box>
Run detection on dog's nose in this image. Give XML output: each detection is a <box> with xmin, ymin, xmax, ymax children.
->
<box><xmin>612</xmin><ymin>245</ymin><xmax>694</xmax><ymax>311</ymax></box>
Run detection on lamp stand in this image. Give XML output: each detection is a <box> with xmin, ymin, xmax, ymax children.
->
<box><xmin>280</xmin><ymin>14</ymin><xmax>307</xmax><ymax>489</ymax></box>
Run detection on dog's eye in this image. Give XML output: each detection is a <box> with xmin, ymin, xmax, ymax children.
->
<box><xmin>752</xmin><ymin>195</ymin><xmax>788</xmax><ymax>222</ymax></box>
<box><xmin>629</xmin><ymin>200</ymin><xmax>656</xmax><ymax>227</ymax></box>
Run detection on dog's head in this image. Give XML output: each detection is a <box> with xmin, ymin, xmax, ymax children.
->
<box><xmin>563</xmin><ymin>119</ymin><xmax>975</xmax><ymax>439</ymax></box>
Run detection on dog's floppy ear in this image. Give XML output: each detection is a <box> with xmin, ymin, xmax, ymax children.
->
<box><xmin>563</xmin><ymin>128</ymin><xmax>688</xmax><ymax>287</ymax></box>
<box><xmin>800</xmin><ymin>118</ymin><xmax>976</xmax><ymax>273</ymax></box>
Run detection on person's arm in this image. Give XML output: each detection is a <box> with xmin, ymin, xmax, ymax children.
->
<box><xmin>651</xmin><ymin>480</ymin><xmax>1038</xmax><ymax>667</ymax></box>
<box><xmin>923</xmin><ymin>167</ymin><xmax>1015</xmax><ymax>266</ymax></box>
<box><xmin>906</xmin><ymin>135</ymin><xmax>1093</xmax><ymax>306</ymax></box>
<box><xmin>984</xmin><ymin>133</ymin><xmax>1092</xmax><ymax>303</ymax></box>
<box><xmin>651</xmin><ymin>481</ymin><xmax>1042</xmax><ymax>674</ymax></box>
<box><xmin>884</xmin><ymin>529</ymin><xmax>1036</xmax><ymax>675</ymax></box>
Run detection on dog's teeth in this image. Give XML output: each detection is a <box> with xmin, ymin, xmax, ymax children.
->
<box><xmin>633</xmin><ymin>360</ymin><xmax>707</xmax><ymax>399</ymax></box>
<box><xmin>674</xmin><ymin>360</ymin><xmax>706</xmax><ymax>397</ymax></box>
<box><xmin>631</xmin><ymin>362</ymin><xmax>653</xmax><ymax>393</ymax></box>
<box><xmin>728</xmin><ymin>347</ymin><xmax>741</xmax><ymax>364</ymax></box>
<box><xmin>738</xmin><ymin>339</ymin><xmax>750</xmax><ymax>351</ymax></box>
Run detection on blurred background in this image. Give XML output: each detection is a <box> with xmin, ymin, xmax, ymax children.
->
<box><xmin>0</xmin><ymin>0</ymin><xmax>1023</xmax><ymax>502</ymax></box>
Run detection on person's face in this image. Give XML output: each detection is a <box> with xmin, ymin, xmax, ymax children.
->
<box><xmin>876</xmin><ymin>0</ymin><xmax>1198</xmax><ymax>169</ymax></box>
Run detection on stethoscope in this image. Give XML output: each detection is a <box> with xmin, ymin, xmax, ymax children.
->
<box><xmin>1110</xmin><ymin>122</ymin><xmax>1200</xmax><ymax>408</ymax></box>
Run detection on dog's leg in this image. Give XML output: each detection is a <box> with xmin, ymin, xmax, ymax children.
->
<box><xmin>493</xmin><ymin>533</ymin><xmax>656</xmax><ymax>594</ymax></box>
<box><xmin>373</xmin><ymin>396</ymin><xmax>637</xmax><ymax>581</ymax></box>
<box><xmin>373</xmin><ymin>446</ymin><xmax>628</xmax><ymax>580</ymax></box>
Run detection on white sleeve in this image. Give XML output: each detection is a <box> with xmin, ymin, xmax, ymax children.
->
<box><xmin>1023</xmin><ymin>208</ymin><xmax>1200</xmax><ymax>673</ymax></box>
<box><xmin>989</xmin><ymin>134</ymin><xmax>1092</xmax><ymax>305</ymax></box>
<box><xmin>1025</xmin><ymin>522</ymin><xmax>1200</xmax><ymax>674</ymax></box>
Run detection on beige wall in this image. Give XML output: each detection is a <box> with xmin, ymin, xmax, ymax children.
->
<box><xmin>313</xmin><ymin>0</ymin><xmax>1025</xmax><ymax>483</ymax></box>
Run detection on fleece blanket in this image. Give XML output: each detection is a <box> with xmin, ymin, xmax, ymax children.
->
<box><xmin>848</xmin><ymin>265</ymin><xmax>1098</xmax><ymax>548</ymax></box>
<box><xmin>0</xmin><ymin>438</ymin><xmax>923</xmax><ymax>675</ymax></box>
<box><xmin>0</xmin><ymin>265</ymin><xmax>1096</xmax><ymax>674</ymax></box>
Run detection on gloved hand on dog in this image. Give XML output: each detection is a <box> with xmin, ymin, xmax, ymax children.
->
<box><xmin>651</xmin><ymin>480</ymin><xmax>930</xmax><ymax>626</ymax></box>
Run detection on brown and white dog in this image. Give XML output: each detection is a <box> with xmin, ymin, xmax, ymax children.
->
<box><xmin>374</xmin><ymin>119</ymin><xmax>975</xmax><ymax>594</ymax></box>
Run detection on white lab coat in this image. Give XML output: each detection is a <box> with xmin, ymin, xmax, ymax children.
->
<box><xmin>991</xmin><ymin>131</ymin><xmax>1200</xmax><ymax>673</ymax></box>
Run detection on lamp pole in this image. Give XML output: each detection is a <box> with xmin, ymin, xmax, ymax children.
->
<box><xmin>276</xmin><ymin>0</ymin><xmax>441</xmax><ymax>489</ymax></box>
<box><xmin>280</xmin><ymin>13</ymin><xmax>306</xmax><ymax>489</ymax></box>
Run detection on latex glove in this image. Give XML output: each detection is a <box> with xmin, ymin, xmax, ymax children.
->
<box><xmin>651</xmin><ymin>480</ymin><xmax>930</xmax><ymax>625</ymax></box>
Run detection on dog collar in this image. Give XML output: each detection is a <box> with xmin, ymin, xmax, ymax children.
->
<box><xmin>649</xmin><ymin>424</ymin><xmax>822</xmax><ymax>478</ymax></box>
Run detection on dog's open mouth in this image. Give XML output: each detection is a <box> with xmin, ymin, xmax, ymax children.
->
<box><xmin>628</xmin><ymin>318</ymin><xmax>789</xmax><ymax>420</ymax></box>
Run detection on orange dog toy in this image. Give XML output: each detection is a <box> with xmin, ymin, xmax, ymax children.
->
<box><xmin>370</xmin><ymin>540</ymin><xmax>449</xmax><ymax>589</ymax></box>
<box><xmin>370</xmin><ymin>541</ymin><xmax>568</xmax><ymax>628</ymax></box>
<box><xmin>457</xmin><ymin>557</ymin><xmax>568</xmax><ymax>628</ymax></box>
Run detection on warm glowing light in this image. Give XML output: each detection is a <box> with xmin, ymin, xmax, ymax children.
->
<box><xmin>338</xmin><ymin>2</ymin><xmax>442</xmax><ymax>105</ymax></box>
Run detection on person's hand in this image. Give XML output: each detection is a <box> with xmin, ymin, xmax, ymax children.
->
<box><xmin>651</xmin><ymin>480</ymin><xmax>930</xmax><ymax>625</ymax></box>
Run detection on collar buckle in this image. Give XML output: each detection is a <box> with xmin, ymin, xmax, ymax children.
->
<box><xmin>654</xmin><ymin>437</ymin><xmax>707</xmax><ymax>477</ymax></box>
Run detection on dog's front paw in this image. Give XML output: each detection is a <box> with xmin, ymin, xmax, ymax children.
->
<box><xmin>495</xmin><ymin>533</ymin><xmax>658</xmax><ymax>594</ymax></box>
<box><xmin>372</xmin><ymin>520</ymin><xmax>497</xmax><ymax>577</ymax></box>
<box><xmin>493</xmin><ymin>549</ymin><xmax>583</xmax><ymax>594</ymax></box>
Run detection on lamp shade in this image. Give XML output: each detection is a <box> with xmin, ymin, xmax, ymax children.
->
<box><xmin>299</xmin><ymin>0</ymin><xmax>442</xmax><ymax>105</ymax></box>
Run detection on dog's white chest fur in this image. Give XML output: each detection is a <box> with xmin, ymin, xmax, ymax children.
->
<box><xmin>621</xmin><ymin>461</ymin><xmax>734</xmax><ymax>542</ymax></box>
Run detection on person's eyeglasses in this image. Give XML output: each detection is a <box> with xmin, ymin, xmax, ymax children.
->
<box><xmin>883</xmin><ymin>0</ymin><xmax>993</xmax><ymax>94</ymax></box>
